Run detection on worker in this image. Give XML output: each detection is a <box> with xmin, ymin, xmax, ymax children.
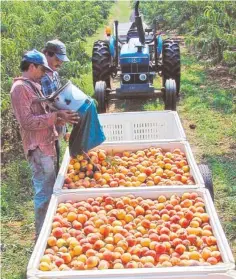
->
<box><xmin>41</xmin><ymin>39</ymin><xmax>70</xmax><ymax>174</ymax></box>
<box><xmin>10</xmin><ymin>49</ymin><xmax>79</xmax><ymax>240</ymax></box>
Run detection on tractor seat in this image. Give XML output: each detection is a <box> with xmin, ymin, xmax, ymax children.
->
<box><xmin>127</xmin><ymin>28</ymin><xmax>139</xmax><ymax>42</ymax></box>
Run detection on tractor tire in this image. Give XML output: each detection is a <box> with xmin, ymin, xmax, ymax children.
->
<box><xmin>198</xmin><ymin>164</ymin><xmax>214</xmax><ymax>201</ymax></box>
<box><xmin>92</xmin><ymin>40</ymin><xmax>111</xmax><ymax>89</ymax></box>
<box><xmin>162</xmin><ymin>39</ymin><xmax>181</xmax><ymax>96</ymax></box>
<box><xmin>94</xmin><ymin>81</ymin><xmax>107</xmax><ymax>113</ymax></box>
<box><xmin>164</xmin><ymin>79</ymin><xmax>177</xmax><ymax>111</ymax></box>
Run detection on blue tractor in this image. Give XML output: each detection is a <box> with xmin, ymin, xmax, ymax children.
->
<box><xmin>92</xmin><ymin>1</ymin><xmax>181</xmax><ymax>113</ymax></box>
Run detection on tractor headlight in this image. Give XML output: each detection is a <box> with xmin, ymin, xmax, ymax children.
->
<box><xmin>139</xmin><ymin>74</ymin><xmax>147</xmax><ymax>81</ymax></box>
<box><xmin>123</xmin><ymin>74</ymin><xmax>131</xmax><ymax>82</ymax></box>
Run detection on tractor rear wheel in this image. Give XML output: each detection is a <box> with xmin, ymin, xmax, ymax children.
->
<box><xmin>94</xmin><ymin>81</ymin><xmax>107</xmax><ymax>113</ymax></box>
<box><xmin>162</xmin><ymin>39</ymin><xmax>181</xmax><ymax>96</ymax></box>
<box><xmin>92</xmin><ymin>40</ymin><xmax>111</xmax><ymax>89</ymax></box>
<box><xmin>164</xmin><ymin>79</ymin><xmax>177</xmax><ymax>111</ymax></box>
<box><xmin>198</xmin><ymin>164</ymin><xmax>214</xmax><ymax>201</ymax></box>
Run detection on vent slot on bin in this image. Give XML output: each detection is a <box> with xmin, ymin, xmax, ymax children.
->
<box><xmin>133</xmin><ymin>122</ymin><xmax>166</xmax><ymax>140</ymax></box>
<box><xmin>102</xmin><ymin>124</ymin><xmax>124</xmax><ymax>141</ymax></box>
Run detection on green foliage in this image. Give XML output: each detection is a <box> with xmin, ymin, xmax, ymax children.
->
<box><xmin>141</xmin><ymin>1</ymin><xmax>236</xmax><ymax>67</ymax></box>
<box><xmin>1</xmin><ymin>0</ymin><xmax>113</xmax><ymax>162</ymax></box>
<box><xmin>1</xmin><ymin>160</ymin><xmax>33</xmax><ymax>221</ymax></box>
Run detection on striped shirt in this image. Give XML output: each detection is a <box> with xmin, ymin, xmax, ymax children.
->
<box><xmin>11</xmin><ymin>77</ymin><xmax>58</xmax><ymax>157</ymax></box>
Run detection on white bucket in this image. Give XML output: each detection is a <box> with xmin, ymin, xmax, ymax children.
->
<box><xmin>50</xmin><ymin>81</ymin><xmax>90</xmax><ymax>111</ymax></box>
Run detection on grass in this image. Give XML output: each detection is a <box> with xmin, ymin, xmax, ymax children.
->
<box><xmin>1</xmin><ymin>1</ymin><xmax>236</xmax><ymax>278</ymax></box>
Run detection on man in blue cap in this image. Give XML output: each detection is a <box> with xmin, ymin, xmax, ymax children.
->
<box><xmin>41</xmin><ymin>39</ymin><xmax>70</xmax><ymax>174</ymax></box>
<box><xmin>11</xmin><ymin>49</ymin><xmax>79</xmax><ymax>240</ymax></box>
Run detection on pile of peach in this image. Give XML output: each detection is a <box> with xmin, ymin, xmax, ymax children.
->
<box><xmin>63</xmin><ymin>147</ymin><xmax>195</xmax><ymax>189</ymax></box>
<box><xmin>39</xmin><ymin>192</ymin><xmax>221</xmax><ymax>271</ymax></box>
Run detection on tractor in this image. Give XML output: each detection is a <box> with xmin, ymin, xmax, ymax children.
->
<box><xmin>92</xmin><ymin>0</ymin><xmax>181</xmax><ymax>113</ymax></box>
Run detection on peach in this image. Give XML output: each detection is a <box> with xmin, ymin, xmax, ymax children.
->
<box><xmin>56</xmin><ymin>238</ymin><xmax>67</xmax><ymax>248</ymax></box>
<box><xmin>93</xmin><ymin>240</ymin><xmax>105</xmax><ymax>250</ymax></box>
<box><xmin>61</xmin><ymin>253</ymin><xmax>72</xmax><ymax>264</ymax></box>
<box><xmin>74</xmin><ymin>261</ymin><xmax>85</xmax><ymax>270</ymax></box>
<box><xmin>39</xmin><ymin>262</ymin><xmax>51</xmax><ymax>271</ymax></box>
<box><xmin>47</xmin><ymin>236</ymin><xmax>57</xmax><ymax>247</ymax></box>
<box><xmin>211</xmin><ymin>251</ymin><xmax>221</xmax><ymax>262</ymax></box>
<box><xmin>98</xmin><ymin>260</ymin><xmax>110</xmax><ymax>269</ymax></box>
<box><xmin>159</xmin><ymin>254</ymin><xmax>170</xmax><ymax>264</ymax></box>
<box><xmin>52</xmin><ymin>227</ymin><xmax>63</xmax><ymax>238</ymax></box>
<box><xmin>175</xmin><ymin>244</ymin><xmax>186</xmax><ymax>254</ymax></box>
<box><xmin>113</xmin><ymin>262</ymin><xmax>124</xmax><ymax>269</ymax></box>
<box><xmin>206</xmin><ymin>236</ymin><xmax>217</xmax><ymax>246</ymax></box>
<box><xmin>120</xmin><ymin>252</ymin><xmax>132</xmax><ymax>264</ymax></box>
<box><xmin>103</xmin><ymin>250</ymin><xmax>113</xmax><ymax>262</ymax></box>
<box><xmin>155</xmin><ymin>243</ymin><xmax>166</xmax><ymax>254</ymax></box>
<box><xmin>140</xmin><ymin>238</ymin><xmax>151</xmax><ymax>247</ymax></box>
<box><xmin>207</xmin><ymin>257</ymin><xmax>218</xmax><ymax>265</ymax></box>
<box><xmin>77</xmin><ymin>214</ymin><xmax>88</xmax><ymax>224</ymax></box>
<box><xmin>72</xmin><ymin>220</ymin><xmax>82</xmax><ymax>230</ymax></box>
<box><xmin>73</xmin><ymin>245</ymin><xmax>83</xmax><ymax>256</ymax></box>
<box><xmin>86</xmin><ymin>256</ymin><xmax>99</xmax><ymax>268</ymax></box>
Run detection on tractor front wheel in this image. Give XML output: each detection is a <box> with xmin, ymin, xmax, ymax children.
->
<box><xmin>164</xmin><ymin>79</ymin><xmax>177</xmax><ymax>111</ymax></box>
<box><xmin>94</xmin><ymin>81</ymin><xmax>108</xmax><ymax>113</ymax></box>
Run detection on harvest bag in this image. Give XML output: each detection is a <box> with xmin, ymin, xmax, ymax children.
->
<box><xmin>51</xmin><ymin>81</ymin><xmax>106</xmax><ymax>156</ymax></box>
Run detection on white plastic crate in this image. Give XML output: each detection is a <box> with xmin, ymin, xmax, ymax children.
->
<box><xmin>98</xmin><ymin>111</ymin><xmax>186</xmax><ymax>142</ymax></box>
<box><xmin>27</xmin><ymin>188</ymin><xmax>235</xmax><ymax>279</ymax></box>
<box><xmin>53</xmin><ymin>141</ymin><xmax>204</xmax><ymax>193</ymax></box>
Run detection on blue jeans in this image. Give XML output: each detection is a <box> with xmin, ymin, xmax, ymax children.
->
<box><xmin>28</xmin><ymin>148</ymin><xmax>56</xmax><ymax>238</ymax></box>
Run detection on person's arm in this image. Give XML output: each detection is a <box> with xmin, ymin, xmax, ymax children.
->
<box><xmin>11</xmin><ymin>84</ymin><xmax>57</xmax><ymax>131</ymax></box>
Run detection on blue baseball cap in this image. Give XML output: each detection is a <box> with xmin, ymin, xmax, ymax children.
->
<box><xmin>22</xmin><ymin>49</ymin><xmax>53</xmax><ymax>72</ymax></box>
<box><xmin>44</xmin><ymin>39</ymin><xmax>70</xmax><ymax>62</ymax></box>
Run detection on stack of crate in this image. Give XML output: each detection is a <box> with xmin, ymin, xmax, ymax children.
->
<box><xmin>27</xmin><ymin>111</ymin><xmax>235</xmax><ymax>279</ymax></box>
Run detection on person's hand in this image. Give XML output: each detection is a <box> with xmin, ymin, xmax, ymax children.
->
<box><xmin>57</xmin><ymin>110</ymin><xmax>79</xmax><ymax>125</ymax></box>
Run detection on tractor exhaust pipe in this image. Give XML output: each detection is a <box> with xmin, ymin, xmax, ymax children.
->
<box><xmin>134</xmin><ymin>1</ymin><xmax>145</xmax><ymax>45</ymax></box>
<box><xmin>114</xmin><ymin>20</ymin><xmax>119</xmax><ymax>68</ymax></box>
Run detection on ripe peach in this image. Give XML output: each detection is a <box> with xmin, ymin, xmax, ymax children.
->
<box><xmin>120</xmin><ymin>252</ymin><xmax>132</xmax><ymax>264</ymax></box>
<box><xmin>74</xmin><ymin>261</ymin><xmax>85</xmax><ymax>270</ymax></box>
<box><xmin>77</xmin><ymin>254</ymin><xmax>87</xmax><ymax>264</ymax></box>
<box><xmin>86</xmin><ymin>256</ymin><xmax>99</xmax><ymax>268</ymax></box>
<box><xmin>103</xmin><ymin>250</ymin><xmax>113</xmax><ymax>262</ymax></box>
<box><xmin>113</xmin><ymin>262</ymin><xmax>124</xmax><ymax>269</ymax></box>
<box><xmin>61</xmin><ymin>253</ymin><xmax>72</xmax><ymax>264</ymax></box>
<box><xmin>93</xmin><ymin>240</ymin><xmax>105</xmax><ymax>250</ymax></box>
<box><xmin>155</xmin><ymin>243</ymin><xmax>166</xmax><ymax>254</ymax></box>
<box><xmin>47</xmin><ymin>236</ymin><xmax>57</xmax><ymax>247</ymax></box>
<box><xmin>206</xmin><ymin>236</ymin><xmax>217</xmax><ymax>246</ymax></box>
<box><xmin>73</xmin><ymin>245</ymin><xmax>83</xmax><ymax>256</ymax></box>
<box><xmin>159</xmin><ymin>254</ymin><xmax>170</xmax><ymax>264</ymax></box>
<box><xmin>97</xmin><ymin>260</ymin><xmax>109</xmax><ymax>269</ymax></box>
<box><xmin>39</xmin><ymin>262</ymin><xmax>51</xmax><ymax>271</ymax></box>
<box><xmin>175</xmin><ymin>244</ymin><xmax>186</xmax><ymax>254</ymax></box>
<box><xmin>52</xmin><ymin>227</ymin><xmax>63</xmax><ymax>238</ymax></box>
<box><xmin>211</xmin><ymin>251</ymin><xmax>221</xmax><ymax>262</ymax></box>
<box><xmin>207</xmin><ymin>257</ymin><xmax>218</xmax><ymax>265</ymax></box>
<box><xmin>117</xmin><ymin>239</ymin><xmax>128</xmax><ymax>251</ymax></box>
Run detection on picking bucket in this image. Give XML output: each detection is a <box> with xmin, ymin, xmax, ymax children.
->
<box><xmin>50</xmin><ymin>80</ymin><xmax>91</xmax><ymax>116</ymax></box>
